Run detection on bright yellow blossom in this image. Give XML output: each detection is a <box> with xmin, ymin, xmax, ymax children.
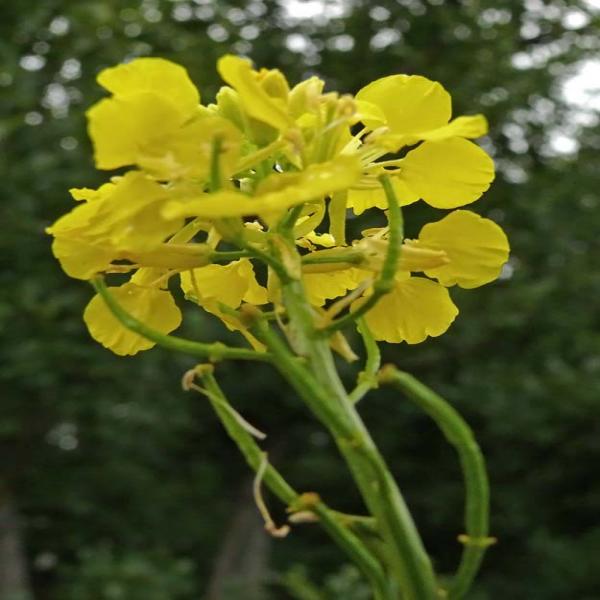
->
<box><xmin>47</xmin><ymin>55</ymin><xmax>508</xmax><ymax>354</ymax></box>
<box><xmin>84</xmin><ymin>280</ymin><xmax>182</xmax><ymax>355</ymax></box>
<box><xmin>356</xmin><ymin>275</ymin><xmax>459</xmax><ymax>345</ymax></box>
<box><xmin>415</xmin><ymin>210</ymin><xmax>510</xmax><ymax>288</ymax></box>
<box><xmin>88</xmin><ymin>58</ymin><xmax>242</xmax><ymax>180</ymax></box>
<box><xmin>347</xmin><ymin>73</ymin><xmax>494</xmax><ymax>213</ymax></box>
<box><xmin>47</xmin><ymin>171</ymin><xmax>186</xmax><ymax>279</ymax></box>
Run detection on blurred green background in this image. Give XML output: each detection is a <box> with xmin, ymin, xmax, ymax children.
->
<box><xmin>1</xmin><ymin>0</ymin><xmax>599</xmax><ymax>598</ymax></box>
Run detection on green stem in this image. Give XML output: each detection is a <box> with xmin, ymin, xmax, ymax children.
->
<box><xmin>348</xmin><ymin>318</ymin><xmax>381</xmax><ymax>404</ymax></box>
<box><xmin>91</xmin><ymin>277</ymin><xmax>270</xmax><ymax>363</ymax></box>
<box><xmin>319</xmin><ymin>175</ymin><xmax>402</xmax><ymax>335</ymax></box>
<box><xmin>198</xmin><ymin>370</ymin><xmax>392</xmax><ymax>600</ymax></box>
<box><xmin>209</xmin><ymin>249</ymin><xmax>252</xmax><ymax>263</ymax></box>
<box><xmin>237</xmin><ymin>238</ymin><xmax>291</xmax><ymax>282</ymax></box>
<box><xmin>278</xmin><ymin>204</ymin><xmax>305</xmax><ymax>235</ymax></box>
<box><xmin>252</xmin><ymin>273</ymin><xmax>438</xmax><ymax>599</ymax></box>
<box><xmin>301</xmin><ymin>249</ymin><xmax>365</xmax><ymax>267</ymax></box>
<box><xmin>378</xmin><ymin>367</ymin><xmax>494</xmax><ymax>599</ymax></box>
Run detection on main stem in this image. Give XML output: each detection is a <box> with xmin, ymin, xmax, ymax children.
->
<box><xmin>262</xmin><ymin>270</ymin><xmax>439</xmax><ymax>599</ymax></box>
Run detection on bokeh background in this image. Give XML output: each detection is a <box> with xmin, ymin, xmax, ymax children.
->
<box><xmin>1</xmin><ymin>0</ymin><xmax>599</xmax><ymax>598</ymax></box>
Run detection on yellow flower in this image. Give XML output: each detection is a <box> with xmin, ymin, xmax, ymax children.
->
<box><xmin>50</xmin><ymin>55</ymin><xmax>506</xmax><ymax>354</ymax></box>
<box><xmin>356</xmin><ymin>75</ymin><xmax>452</xmax><ymax>136</ymax></box>
<box><xmin>84</xmin><ymin>281</ymin><xmax>182</xmax><ymax>355</ymax></box>
<box><xmin>47</xmin><ymin>171</ymin><xmax>187</xmax><ymax>279</ymax></box>
<box><xmin>218</xmin><ymin>55</ymin><xmax>294</xmax><ymax>134</ymax></box>
<box><xmin>180</xmin><ymin>259</ymin><xmax>268</xmax><ymax>348</ymax></box>
<box><xmin>347</xmin><ymin>74</ymin><xmax>494</xmax><ymax>213</ymax></box>
<box><xmin>303</xmin><ymin>268</ymin><xmax>365</xmax><ymax>306</ymax></box>
<box><xmin>217</xmin><ymin>55</ymin><xmax>356</xmax><ymax>169</ymax></box>
<box><xmin>415</xmin><ymin>210</ymin><xmax>510</xmax><ymax>288</ymax></box>
<box><xmin>356</xmin><ymin>274</ymin><xmax>459</xmax><ymax>344</ymax></box>
<box><xmin>181</xmin><ymin>259</ymin><xmax>268</xmax><ymax>309</ymax></box>
<box><xmin>347</xmin><ymin>179</ymin><xmax>418</xmax><ymax>216</ymax></box>
<box><xmin>88</xmin><ymin>58</ymin><xmax>241</xmax><ymax>180</ymax></box>
<box><xmin>312</xmin><ymin>209</ymin><xmax>508</xmax><ymax>342</ymax></box>
<box><xmin>397</xmin><ymin>138</ymin><xmax>495</xmax><ymax>209</ymax></box>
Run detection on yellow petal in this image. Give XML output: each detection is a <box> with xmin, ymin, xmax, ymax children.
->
<box><xmin>84</xmin><ymin>284</ymin><xmax>182</xmax><ymax>356</ymax></box>
<box><xmin>399</xmin><ymin>138</ymin><xmax>495</xmax><ymax>209</ymax></box>
<box><xmin>97</xmin><ymin>57</ymin><xmax>200</xmax><ymax>115</ymax></box>
<box><xmin>352</xmin><ymin>100</ymin><xmax>387</xmax><ymax>128</ymax></box>
<box><xmin>418</xmin><ymin>115</ymin><xmax>488</xmax><ymax>141</ymax></box>
<box><xmin>88</xmin><ymin>171</ymin><xmax>182</xmax><ymax>251</ymax></box>
<box><xmin>237</xmin><ymin>259</ymin><xmax>269</xmax><ymax>305</ymax></box>
<box><xmin>163</xmin><ymin>156</ymin><xmax>362</xmax><ymax>219</ymax></box>
<box><xmin>303</xmin><ymin>268</ymin><xmax>364</xmax><ymax>306</ymax></box>
<box><xmin>356</xmin><ymin>75</ymin><xmax>451</xmax><ymax>133</ymax></box>
<box><xmin>87</xmin><ymin>93</ymin><xmax>183</xmax><ymax>171</ymax></box>
<box><xmin>217</xmin><ymin>55</ymin><xmax>293</xmax><ymax>132</ymax></box>
<box><xmin>51</xmin><ymin>237</ymin><xmax>114</xmax><ymax>280</ymax></box>
<box><xmin>69</xmin><ymin>182</ymin><xmax>116</xmax><ymax>202</ymax></box>
<box><xmin>358</xmin><ymin>276</ymin><xmax>458</xmax><ymax>344</ymax></box>
<box><xmin>181</xmin><ymin>259</ymin><xmax>267</xmax><ymax>308</ymax></box>
<box><xmin>46</xmin><ymin>194</ymin><xmax>104</xmax><ymax>236</ymax></box>
<box><xmin>378</xmin><ymin>115</ymin><xmax>488</xmax><ymax>151</ymax></box>
<box><xmin>304</xmin><ymin>231</ymin><xmax>336</xmax><ymax>248</ymax></box>
<box><xmin>47</xmin><ymin>196</ymin><xmax>114</xmax><ymax>279</ymax></box>
<box><xmin>348</xmin><ymin>178</ymin><xmax>419</xmax><ymax>215</ymax></box>
<box><xmin>418</xmin><ymin>210</ymin><xmax>509</xmax><ymax>288</ymax></box>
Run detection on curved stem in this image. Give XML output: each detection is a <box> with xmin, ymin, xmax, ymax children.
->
<box><xmin>91</xmin><ymin>277</ymin><xmax>271</xmax><ymax>363</ymax></box>
<box><xmin>197</xmin><ymin>370</ymin><xmax>392</xmax><ymax>600</ymax></box>
<box><xmin>378</xmin><ymin>366</ymin><xmax>494</xmax><ymax>599</ymax></box>
<box><xmin>348</xmin><ymin>318</ymin><xmax>381</xmax><ymax>404</ymax></box>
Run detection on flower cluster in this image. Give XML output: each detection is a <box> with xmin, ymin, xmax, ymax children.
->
<box><xmin>48</xmin><ymin>56</ymin><xmax>509</xmax><ymax>355</ymax></box>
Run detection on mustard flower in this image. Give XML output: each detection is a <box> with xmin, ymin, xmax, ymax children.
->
<box><xmin>47</xmin><ymin>55</ymin><xmax>509</xmax><ymax>354</ymax></box>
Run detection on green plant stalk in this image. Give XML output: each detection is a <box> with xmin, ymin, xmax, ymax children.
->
<box><xmin>198</xmin><ymin>370</ymin><xmax>393</xmax><ymax>600</ymax></box>
<box><xmin>379</xmin><ymin>367</ymin><xmax>494</xmax><ymax>599</ymax></box>
<box><xmin>250</xmin><ymin>262</ymin><xmax>437</xmax><ymax>599</ymax></box>
<box><xmin>91</xmin><ymin>277</ymin><xmax>270</xmax><ymax>363</ymax></box>
<box><xmin>274</xmin><ymin>274</ymin><xmax>438</xmax><ymax>599</ymax></box>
